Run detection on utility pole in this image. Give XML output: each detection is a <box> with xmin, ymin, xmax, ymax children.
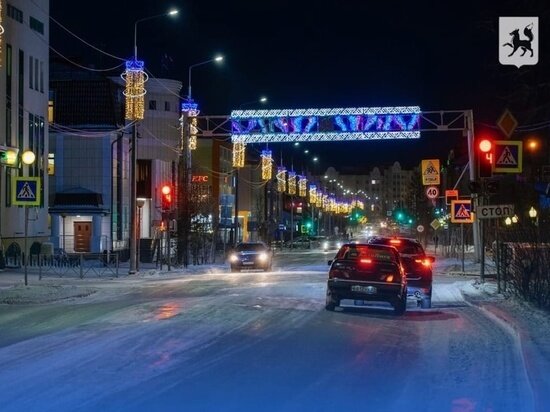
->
<box><xmin>178</xmin><ymin>111</ymin><xmax>191</xmax><ymax>267</ymax></box>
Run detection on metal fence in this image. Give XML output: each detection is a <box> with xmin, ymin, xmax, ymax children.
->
<box><xmin>33</xmin><ymin>253</ymin><xmax>120</xmax><ymax>279</ymax></box>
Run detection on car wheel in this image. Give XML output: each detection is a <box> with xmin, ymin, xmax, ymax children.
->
<box><xmin>393</xmin><ymin>293</ymin><xmax>407</xmax><ymax>315</ymax></box>
<box><xmin>325</xmin><ymin>292</ymin><xmax>339</xmax><ymax>311</ymax></box>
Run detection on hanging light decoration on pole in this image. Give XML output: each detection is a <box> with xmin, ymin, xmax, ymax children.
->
<box><xmin>287</xmin><ymin>171</ymin><xmax>296</xmax><ymax>195</ymax></box>
<box><xmin>232</xmin><ymin>139</ymin><xmax>246</xmax><ymax>168</ymax></box>
<box><xmin>298</xmin><ymin>175</ymin><xmax>307</xmax><ymax>197</ymax></box>
<box><xmin>261</xmin><ymin>149</ymin><xmax>272</xmax><ymax>180</ymax></box>
<box><xmin>122</xmin><ymin>60</ymin><xmax>147</xmax><ymax>121</ymax></box>
<box><xmin>315</xmin><ymin>190</ymin><xmax>323</xmax><ymax>208</ymax></box>
<box><xmin>276</xmin><ymin>166</ymin><xmax>286</xmax><ymax>192</ymax></box>
<box><xmin>309</xmin><ymin>184</ymin><xmax>317</xmax><ymax>204</ymax></box>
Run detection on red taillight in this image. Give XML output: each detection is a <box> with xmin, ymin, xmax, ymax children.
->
<box><xmin>359</xmin><ymin>258</ymin><xmax>372</xmax><ymax>264</ymax></box>
<box><xmin>415</xmin><ymin>259</ymin><xmax>431</xmax><ymax>267</ymax></box>
<box><xmin>390</xmin><ymin>239</ymin><xmax>401</xmax><ymax>245</ymax></box>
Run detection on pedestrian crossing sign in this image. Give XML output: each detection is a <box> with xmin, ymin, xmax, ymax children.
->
<box><xmin>421</xmin><ymin>159</ymin><xmax>441</xmax><ymax>185</ymax></box>
<box><xmin>493</xmin><ymin>141</ymin><xmax>522</xmax><ymax>173</ymax></box>
<box><xmin>451</xmin><ymin>200</ymin><xmax>474</xmax><ymax>223</ymax></box>
<box><xmin>12</xmin><ymin>177</ymin><xmax>41</xmax><ymax>206</ymax></box>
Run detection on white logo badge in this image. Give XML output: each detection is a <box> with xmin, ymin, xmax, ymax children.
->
<box><xmin>499</xmin><ymin>17</ymin><xmax>539</xmax><ymax>68</ymax></box>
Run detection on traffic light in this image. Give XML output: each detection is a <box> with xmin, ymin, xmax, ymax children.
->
<box><xmin>161</xmin><ymin>184</ymin><xmax>172</xmax><ymax>211</ymax></box>
<box><xmin>477</xmin><ymin>138</ymin><xmax>493</xmax><ymax>178</ymax></box>
<box><xmin>0</xmin><ymin>149</ymin><xmax>18</xmax><ymax>167</ymax></box>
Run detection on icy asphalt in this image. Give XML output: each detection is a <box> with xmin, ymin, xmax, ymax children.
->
<box><xmin>0</xmin><ymin>251</ymin><xmax>550</xmax><ymax>410</ymax></box>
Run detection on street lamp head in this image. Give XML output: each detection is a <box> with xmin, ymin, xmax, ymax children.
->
<box><xmin>22</xmin><ymin>150</ymin><xmax>36</xmax><ymax>165</ymax></box>
<box><xmin>214</xmin><ymin>55</ymin><xmax>224</xmax><ymax>62</ymax></box>
<box><xmin>168</xmin><ymin>9</ymin><xmax>179</xmax><ymax>16</ymax></box>
<box><xmin>529</xmin><ymin>207</ymin><xmax>538</xmax><ymax>219</ymax></box>
<box><xmin>260</xmin><ymin>96</ymin><xmax>268</xmax><ymax>103</ymax></box>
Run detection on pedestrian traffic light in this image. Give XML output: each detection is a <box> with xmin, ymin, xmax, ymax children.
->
<box><xmin>477</xmin><ymin>138</ymin><xmax>493</xmax><ymax>178</ymax></box>
<box><xmin>161</xmin><ymin>184</ymin><xmax>172</xmax><ymax>211</ymax></box>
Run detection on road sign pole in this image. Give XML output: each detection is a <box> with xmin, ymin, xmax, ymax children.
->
<box><xmin>24</xmin><ymin>206</ymin><xmax>29</xmax><ymax>286</ymax></box>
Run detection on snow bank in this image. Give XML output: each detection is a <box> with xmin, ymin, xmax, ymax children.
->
<box><xmin>0</xmin><ymin>284</ymin><xmax>97</xmax><ymax>304</ymax></box>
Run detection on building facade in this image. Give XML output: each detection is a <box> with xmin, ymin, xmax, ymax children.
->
<box><xmin>0</xmin><ymin>0</ymin><xmax>50</xmax><ymax>266</ymax></box>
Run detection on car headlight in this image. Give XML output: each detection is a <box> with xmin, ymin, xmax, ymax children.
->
<box><xmin>257</xmin><ymin>252</ymin><xmax>268</xmax><ymax>262</ymax></box>
<box><xmin>323</xmin><ymin>241</ymin><xmax>329</xmax><ymax>249</ymax></box>
<box><xmin>229</xmin><ymin>254</ymin><xmax>239</xmax><ymax>263</ymax></box>
<box><xmin>336</xmin><ymin>242</ymin><xmax>342</xmax><ymax>248</ymax></box>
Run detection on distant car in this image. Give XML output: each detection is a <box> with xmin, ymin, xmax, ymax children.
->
<box><xmin>284</xmin><ymin>236</ymin><xmax>312</xmax><ymax>249</ymax></box>
<box><xmin>325</xmin><ymin>243</ymin><xmax>407</xmax><ymax>315</ymax></box>
<box><xmin>321</xmin><ymin>237</ymin><xmax>344</xmax><ymax>252</ymax></box>
<box><xmin>367</xmin><ymin>236</ymin><xmax>434</xmax><ymax>308</ymax></box>
<box><xmin>228</xmin><ymin>242</ymin><xmax>273</xmax><ymax>272</ymax></box>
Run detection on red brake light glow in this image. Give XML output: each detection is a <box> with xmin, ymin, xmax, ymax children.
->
<box><xmin>390</xmin><ymin>239</ymin><xmax>401</xmax><ymax>245</ymax></box>
<box><xmin>415</xmin><ymin>259</ymin><xmax>431</xmax><ymax>267</ymax></box>
<box><xmin>359</xmin><ymin>258</ymin><xmax>372</xmax><ymax>264</ymax></box>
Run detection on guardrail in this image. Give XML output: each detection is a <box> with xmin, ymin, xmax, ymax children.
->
<box><xmin>35</xmin><ymin>253</ymin><xmax>120</xmax><ymax>279</ymax></box>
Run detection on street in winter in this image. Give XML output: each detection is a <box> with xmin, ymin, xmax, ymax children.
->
<box><xmin>2</xmin><ymin>1</ymin><xmax>550</xmax><ymax>411</ymax></box>
<box><xmin>1</xmin><ymin>250</ymin><xmax>549</xmax><ymax>412</ymax></box>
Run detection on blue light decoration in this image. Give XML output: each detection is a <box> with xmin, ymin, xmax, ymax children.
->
<box><xmin>230</xmin><ymin>106</ymin><xmax>421</xmax><ymax>143</ymax></box>
<box><xmin>181</xmin><ymin>100</ymin><xmax>199</xmax><ymax>116</ymax></box>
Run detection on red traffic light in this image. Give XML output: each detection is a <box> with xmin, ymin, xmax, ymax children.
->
<box><xmin>477</xmin><ymin>138</ymin><xmax>493</xmax><ymax>178</ymax></box>
<box><xmin>161</xmin><ymin>185</ymin><xmax>172</xmax><ymax>211</ymax></box>
<box><xmin>478</xmin><ymin>139</ymin><xmax>492</xmax><ymax>153</ymax></box>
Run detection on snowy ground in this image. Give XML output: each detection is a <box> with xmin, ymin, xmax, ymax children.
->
<box><xmin>0</xmin><ymin>251</ymin><xmax>549</xmax><ymax>411</ymax></box>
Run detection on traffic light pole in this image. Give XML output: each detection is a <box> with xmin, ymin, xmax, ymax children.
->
<box><xmin>466</xmin><ymin>111</ymin><xmax>482</xmax><ymax>263</ymax></box>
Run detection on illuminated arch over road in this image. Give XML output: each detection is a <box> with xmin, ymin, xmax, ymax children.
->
<box><xmin>230</xmin><ymin>106</ymin><xmax>421</xmax><ymax>143</ymax></box>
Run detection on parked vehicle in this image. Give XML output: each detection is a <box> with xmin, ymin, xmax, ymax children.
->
<box><xmin>228</xmin><ymin>242</ymin><xmax>273</xmax><ymax>272</ymax></box>
<box><xmin>325</xmin><ymin>243</ymin><xmax>407</xmax><ymax>315</ymax></box>
<box><xmin>367</xmin><ymin>236</ymin><xmax>435</xmax><ymax>308</ymax></box>
<box><xmin>284</xmin><ymin>236</ymin><xmax>312</xmax><ymax>249</ymax></box>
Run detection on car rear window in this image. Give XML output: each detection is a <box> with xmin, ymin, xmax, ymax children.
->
<box><xmin>335</xmin><ymin>245</ymin><xmax>398</xmax><ymax>263</ymax></box>
<box><xmin>237</xmin><ymin>243</ymin><xmax>267</xmax><ymax>252</ymax></box>
<box><xmin>369</xmin><ymin>238</ymin><xmax>424</xmax><ymax>255</ymax></box>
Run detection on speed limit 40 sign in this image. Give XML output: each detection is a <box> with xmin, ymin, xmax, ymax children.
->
<box><xmin>425</xmin><ymin>186</ymin><xmax>439</xmax><ymax>199</ymax></box>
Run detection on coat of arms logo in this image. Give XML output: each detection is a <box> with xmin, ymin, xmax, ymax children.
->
<box><xmin>499</xmin><ymin>17</ymin><xmax>539</xmax><ymax>68</ymax></box>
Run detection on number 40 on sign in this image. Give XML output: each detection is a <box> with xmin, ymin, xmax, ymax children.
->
<box><xmin>425</xmin><ymin>186</ymin><xmax>439</xmax><ymax>199</ymax></box>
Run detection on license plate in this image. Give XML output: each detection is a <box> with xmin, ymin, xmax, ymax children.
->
<box><xmin>243</xmin><ymin>261</ymin><xmax>254</xmax><ymax>265</ymax></box>
<box><xmin>351</xmin><ymin>285</ymin><xmax>377</xmax><ymax>294</ymax></box>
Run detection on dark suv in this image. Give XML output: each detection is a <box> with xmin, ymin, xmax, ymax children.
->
<box><xmin>367</xmin><ymin>236</ymin><xmax>434</xmax><ymax>308</ymax></box>
<box><xmin>325</xmin><ymin>243</ymin><xmax>407</xmax><ymax>315</ymax></box>
<box><xmin>228</xmin><ymin>242</ymin><xmax>273</xmax><ymax>272</ymax></box>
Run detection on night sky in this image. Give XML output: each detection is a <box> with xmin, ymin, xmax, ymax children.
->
<box><xmin>50</xmin><ymin>0</ymin><xmax>549</xmax><ymax>172</ymax></box>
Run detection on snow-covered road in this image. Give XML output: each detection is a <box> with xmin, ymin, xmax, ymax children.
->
<box><xmin>0</xmin><ymin>252</ymin><xmax>546</xmax><ymax>411</ymax></box>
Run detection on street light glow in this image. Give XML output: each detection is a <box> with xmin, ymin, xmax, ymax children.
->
<box><xmin>260</xmin><ymin>96</ymin><xmax>268</xmax><ymax>103</ymax></box>
<box><xmin>214</xmin><ymin>55</ymin><xmax>224</xmax><ymax>62</ymax></box>
<box><xmin>168</xmin><ymin>9</ymin><xmax>179</xmax><ymax>16</ymax></box>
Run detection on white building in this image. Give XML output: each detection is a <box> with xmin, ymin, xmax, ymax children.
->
<box><xmin>0</xmin><ymin>0</ymin><xmax>50</xmax><ymax>266</ymax></box>
<box><xmin>48</xmin><ymin>68</ymin><xmax>181</xmax><ymax>261</ymax></box>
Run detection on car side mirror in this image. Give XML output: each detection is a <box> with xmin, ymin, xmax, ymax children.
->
<box><xmin>328</xmin><ymin>260</ymin><xmax>333</xmax><ymax>266</ymax></box>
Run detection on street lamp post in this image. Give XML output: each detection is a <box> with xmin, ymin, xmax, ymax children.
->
<box><xmin>128</xmin><ymin>9</ymin><xmax>178</xmax><ymax>275</ymax></box>
<box><xmin>179</xmin><ymin>56</ymin><xmax>223</xmax><ymax>266</ymax></box>
<box><xmin>187</xmin><ymin>55</ymin><xmax>223</xmax><ymax>100</ymax></box>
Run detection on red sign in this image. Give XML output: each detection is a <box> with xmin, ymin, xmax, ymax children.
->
<box><xmin>445</xmin><ymin>190</ymin><xmax>458</xmax><ymax>205</ymax></box>
<box><xmin>192</xmin><ymin>175</ymin><xmax>209</xmax><ymax>183</ymax></box>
